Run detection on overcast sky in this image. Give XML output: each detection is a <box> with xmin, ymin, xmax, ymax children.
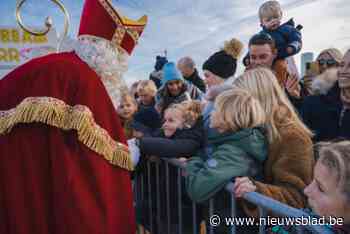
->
<box><xmin>1</xmin><ymin>0</ymin><xmax>349</xmax><ymax>84</ymax></box>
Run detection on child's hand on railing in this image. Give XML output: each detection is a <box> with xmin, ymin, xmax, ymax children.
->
<box><xmin>233</xmin><ymin>177</ymin><xmax>257</xmax><ymax>198</ymax></box>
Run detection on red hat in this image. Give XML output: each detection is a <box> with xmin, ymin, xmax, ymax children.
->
<box><xmin>78</xmin><ymin>0</ymin><xmax>147</xmax><ymax>55</ymax></box>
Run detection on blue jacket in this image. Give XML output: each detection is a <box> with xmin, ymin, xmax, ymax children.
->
<box><xmin>261</xmin><ymin>18</ymin><xmax>302</xmax><ymax>60</ymax></box>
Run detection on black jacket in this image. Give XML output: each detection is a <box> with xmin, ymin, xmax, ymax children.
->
<box><xmin>138</xmin><ymin>117</ymin><xmax>204</xmax><ymax>158</ymax></box>
<box><xmin>183</xmin><ymin>69</ymin><xmax>206</xmax><ymax>93</ymax></box>
<box><xmin>301</xmin><ymin>83</ymin><xmax>350</xmax><ymax>142</ymax></box>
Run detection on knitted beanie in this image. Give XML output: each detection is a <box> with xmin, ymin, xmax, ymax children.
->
<box><xmin>161</xmin><ymin>62</ymin><xmax>184</xmax><ymax>86</ymax></box>
<box><xmin>202</xmin><ymin>38</ymin><xmax>243</xmax><ymax>79</ymax></box>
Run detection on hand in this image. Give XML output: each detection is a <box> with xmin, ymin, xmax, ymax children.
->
<box><xmin>287</xmin><ymin>46</ymin><xmax>294</xmax><ymax>55</ymax></box>
<box><xmin>285</xmin><ymin>74</ymin><xmax>301</xmax><ymax>98</ymax></box>
<box><xmin>127</xmin><ymin>138</ymin><xmax>141</xmax><ymax>167</ymax></box>
<box><xmin>234</xmin><ymin>177</ymin><xmax>256</xmax><ymax>198</ymax></box>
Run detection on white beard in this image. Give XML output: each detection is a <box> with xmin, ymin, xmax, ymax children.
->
<box><xmin>59</xmin><ymin>36</ymin><xmax>129</xmax><ymax>110</ymax></box>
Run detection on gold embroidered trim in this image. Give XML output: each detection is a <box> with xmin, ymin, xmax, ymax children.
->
<box><xmin>98</xmin><ymin>0</ymin><xmax>145</xmax><ymax>45</ymax></box>
<box><xmin>0</xmin><ymin>97</ymin><xmax>133</xmax><ymax>171</ymax></box>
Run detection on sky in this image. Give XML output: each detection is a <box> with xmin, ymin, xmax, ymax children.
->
<box><xmin>0</xmin><ymin>0</ymin><xmax>349</xmax><ymax>85</ymax></box>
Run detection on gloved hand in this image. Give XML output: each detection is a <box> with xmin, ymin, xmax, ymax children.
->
<box><xmin>127</xmin><ymin>138</ymin><xmax>141</xmax><ymax>167</ymax></box>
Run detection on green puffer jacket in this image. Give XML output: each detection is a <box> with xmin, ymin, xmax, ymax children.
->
<box><xmin>185</xmin><ymin>127</ymin><xmax>268</xmax><ymax>203</ymax></box>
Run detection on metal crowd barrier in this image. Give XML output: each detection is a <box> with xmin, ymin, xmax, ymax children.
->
<box><xmin>133</xmin><ymin>158</ymin><xmax>333</xmax><ymax>234</ymax></box>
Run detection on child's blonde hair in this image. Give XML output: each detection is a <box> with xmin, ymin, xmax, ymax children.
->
<box><xmin>165</xmin><ymin>100</ymin><xmax>202</xmax><ymax>128</ymax></box>
<box><xmin>233</xmin><ymin>67</ymin><xmax>313</xmax><ymax>143</ymax></box>
<box><xmin>259</xmin><ymin>0</ymin><xmax>283</xmax><ymax>22</ymax></box>
<box><xmin>316</xmin><ymin>141</ymin><xmax>350</xmax><ymax>202</ymax></box>
<box><xmin>117</xmin><ymin>92</ymin><xmax>138</xmax><ymax>108</ymax></box>
<box><xmin>137</xmin><ymin>80</ymin><xmax>157</xmax><ymax>96</ymax></box>
<box><xmin>213</xmin><ymin>88</ymin><xmax>266</xmax><ymax>132</ymax></box>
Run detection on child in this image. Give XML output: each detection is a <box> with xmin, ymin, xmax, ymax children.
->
<box><xmin>303</xmin><ymin>141</ymin><xmax>350</xmax><ymax>233</ymax></box>
<box><xmin>131</xmin><ymin>80</ymin><xmax>161</xmax><ymax>136</ymax></box>
<box><xmin>130</xmin><ymin>100</ymin><xmax>205</xmax><ymax>234</ymax></box>
<box><xmin>137</xmin><ymin>80</ymin><xmax>158</xmax><ymax>108</ymax></box>
<box><xmin>186</xmin><ymin>88</ymin><xmax>267</xmax><ymax>201</ymax></box>
<box><xmin>134</xmin><ymin>100</ymin><xmax>204</xmax><ymax>158</ymax></box>
<box><xmin>263</xmin><ymin>141</ymin><xmax>350</xmax><ymax>233</ymax></box>
<box><xmin>185</xmin><ymin>88</ymin><xmax>267</xmax><ymax>233</ymax></box>
<box><xmin>258</xmin><ymin>0</ymin><xmax>302</xmax><ymax>60</ymax></box>
<box><xmin>116</xmin><ymin>92</ymin><xmax>138</xmax><ymax>139</ymax></box>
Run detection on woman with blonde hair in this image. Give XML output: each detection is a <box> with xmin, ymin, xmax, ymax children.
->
<box><xmin>303</xmin><ymin>48</ymin><xmax>343</xmax><ymax>95</ymax></box>
<box><xmin>233</xmin><ymin>67</ymin><xmax>315</xmax><ymax>216</ymax></box>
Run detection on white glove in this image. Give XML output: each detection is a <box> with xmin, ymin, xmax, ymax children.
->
<box><xmin>127</xmin><ymin>138</ymin><xmax>141</xmax><ymax>167</ymax></box>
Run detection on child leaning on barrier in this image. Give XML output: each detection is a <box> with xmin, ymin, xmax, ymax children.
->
<box><xmin>262</xmin><ymin>141</ymin><xmax>350</xmax><ymax>234</ymax></box>
<box><xmin>129</xmin><ymin>100</ymin><xmax>204</xmax><ymax>159</ymax></box>
<box><xmin>185</xmin><ymin>88</ymin><xmax>268</xmax><ymax>203</ymax></box>
<box><xmin>128</xmin><ymin>100</ymin><xmax>205</xmax><ymax>234</ymax></box>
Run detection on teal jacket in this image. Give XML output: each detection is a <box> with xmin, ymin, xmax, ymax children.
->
<box><xmin>185</xmin><ymin>127</ymin><xmax>268</xmax><ymax>203</ymax></box>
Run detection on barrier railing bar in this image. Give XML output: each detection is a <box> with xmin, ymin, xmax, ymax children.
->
<box><xmin>229</xmin><ymin>191</ymin><xmax>236</xmax><ymax>234</ymax></box>
<box><xmin>147</xmin><ymin>161</ymin><xmax>154</xmax><ymax>234</ymax></box>
<box><xmin>192</xmin><ymin>202</ymin><xmax>197</xmax><ymax>234</ymax></box>
<box><xmin>165</xmin><ymin>161</ymin><xmax>171</xmax><ymax>234</ymax></box>
<box><xmin>155</xmin><ymin>162</ymin><xmax>161</xmax><ymax>234</ymax></box>
<box><xmin>208</xmin><ymin>198</ymin><xmax>214</xmax><ymax>234</ymax></box>
<box><xmin>177</xmin><ymin>167</ymin><xmax>183</xmax><ymax>234</ymax></box>
<box><xmin>258</xmin><ymin>205</ymin><xmax>267</xmax><ymax>234</ymax></box>
<box><xmin>138</xmin><ymin>158</ymin><xmax>333</xmax><ymax>234</ymax></box>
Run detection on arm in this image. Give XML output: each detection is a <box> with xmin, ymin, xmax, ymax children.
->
<box><xmin>185</xmin><ymin>145</ymin><xmax>252</xmax><ymax>203</ymax></box>
<box><xmin>139</xmin><ymin>137</ymin><xmax>200</xmax><ymax>158</ymax></box>
<box><xmin>279</xmin><ymin>26</ymin><xmax>302</xmax><ymax>58</ymax></box>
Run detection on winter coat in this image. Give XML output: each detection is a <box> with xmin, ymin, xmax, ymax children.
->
<box><xmin>300</xmin><ymin>69</ymin><xmax>350</xmax><ymax>142</ymax></box>
<box><xmin>261</xmin><ymin>18</ymin><xmax>302</xmax><ymax>60</ymax></box>
<box><xmin>138</xmin><ymin>117</ymin><xmax>205</xmax><ymax>158</ymax></box>
<box><xmin>242</xmin><ymin>122</ymin><xmax>314</xmax><ymax>217</ymax></box>
<box><xmin>149</xmin><ymin>70</ymin><xmax>163</xmax><ymax>89</ymax></box>
<box><xmin>301</xmin><ymin>82</ymin><xmax>350</xmax><ymax>142</ymax></box>
<box><xmin>183</xmin><ymin>69</ymin><xmax>206</xmax><ymax>93</ymax></box>
<box><xmin>185</xmin><ymin>127</ymin><xmax>267</xmax><ymax>203</ymax></box>
<box><xmin>131</xmin><ymin>102</ymin><xmax>161</xmax><ymax>137</ymax></box>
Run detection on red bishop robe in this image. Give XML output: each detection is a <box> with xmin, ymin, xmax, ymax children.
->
<box><xmin>0</xmin><ymin>52</ymin><xmax>135</xmax><ymax>234</ymax></box>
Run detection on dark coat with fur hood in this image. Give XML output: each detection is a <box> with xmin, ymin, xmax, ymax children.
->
<box><xmin>301</xmin><ymin>69</ymin><xmax>350</xmax><ymax>142</ymax></box>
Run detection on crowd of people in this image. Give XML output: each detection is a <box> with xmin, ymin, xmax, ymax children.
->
<box><xmin>117</xmin><ymin>1</ymin><xmax>350</xmax><ymax>233</ymax></box>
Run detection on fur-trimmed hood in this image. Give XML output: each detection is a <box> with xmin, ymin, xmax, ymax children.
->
<box><xmin>311</xmin><ymin>68</ymin><xmax>338</xmax><ymax>95</ymax></box>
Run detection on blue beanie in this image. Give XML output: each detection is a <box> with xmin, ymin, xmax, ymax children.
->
<box><xmin>161</xmin><ymin>62</ymin><xmax>184</xmax><ymax>86</ymax></box>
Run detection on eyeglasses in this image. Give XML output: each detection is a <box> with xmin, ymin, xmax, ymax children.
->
<box><xmin>318</xmin><ymin>59</ymin><xmax>337</xmax><ymax>66</ymax></box>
